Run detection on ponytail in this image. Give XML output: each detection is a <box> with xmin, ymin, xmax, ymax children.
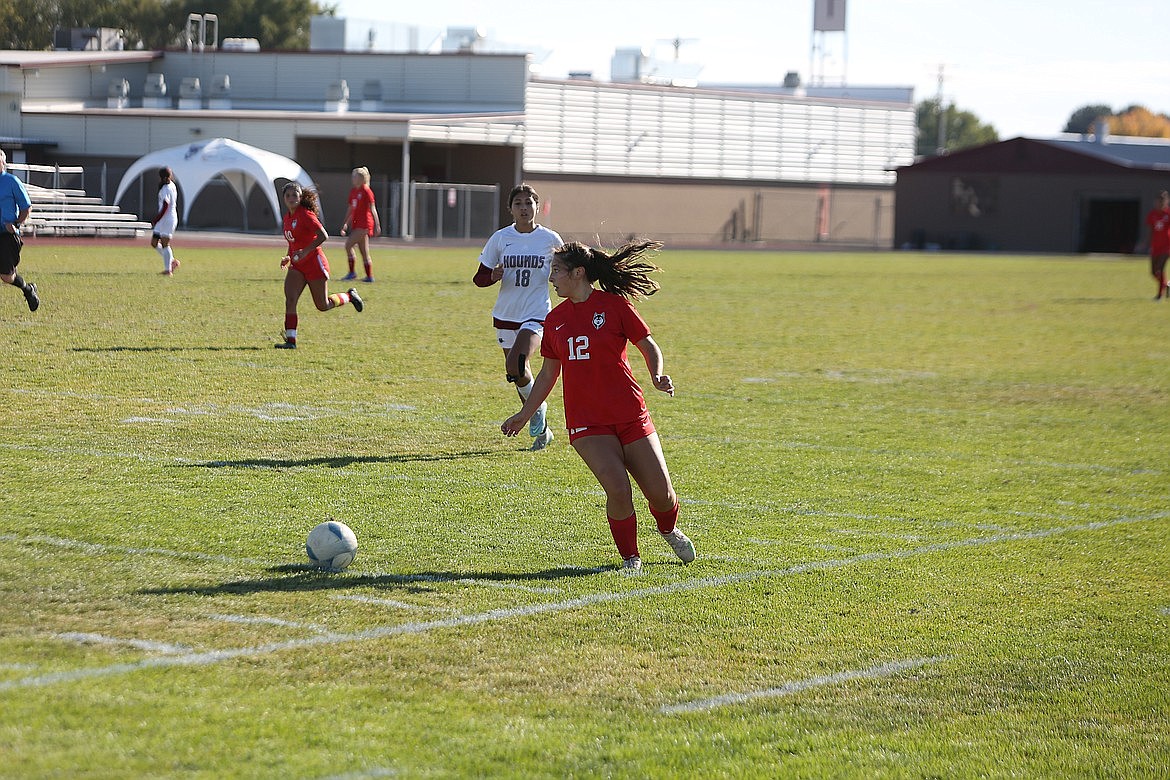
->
<box><xmin>555</xmin><ymin>239</ymin><xmax>664</xmax><ymax>300</ymax></box>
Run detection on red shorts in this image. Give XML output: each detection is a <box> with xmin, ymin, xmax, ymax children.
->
<box><xmin>568</xmin><ymin>410</ymin><xmax>655</xmax><ymax>445</ymax></box>
<box><xmin>347</xmin><ymin>226</ymin><xmax>374</xmax><ymax>238</ymax></box>
<box><xmin>290</xmin><ymin>251</ymin><xmax>330</xmax><ymax>282</ymax></box>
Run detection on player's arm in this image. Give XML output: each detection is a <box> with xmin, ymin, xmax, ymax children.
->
<box><xmin>502</xmin><ymin>358</ymin><xmax>561</xmax><ymax>436</ymax></box>
<box><xmin>368</xmin><ymin>197</ymin><xmax>381</xmax><ymax>235</ymax></box>
<box><xmin>152</xmin><ymin>197</ymin><xmax>170</xmax><ymax>225</ymax></box>
<box><xmin>340</xmin><ymin>202</ymin><xmax>355</xmax><ymax>235</ymax></box>
<box><xmin>8</xmin><ymin>205</ymin><xmax>29</xmax><ymax>233</ymax></box>
<box><xmin>291</xmin><ymin>225</ymin><xmax>328</xmax><ymax>262</ymax></box>
<box><xmin>635</xmin><ymin>336</ymin><xmax>674</xmax><ymax>396</ymax></box>
<box><xmin>473</xmin><ymin>263</ymin><xmax>500</xmax><ymax>287</ymax></box>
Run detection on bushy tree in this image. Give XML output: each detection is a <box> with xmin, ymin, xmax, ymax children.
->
<box><xmin>0</xmin><ymin>0</ymin><xmax>334</xmax><ymax>51</ymax></box>
<box><xmin>1063</xmin><ymin>104</ymin><xmax>1113</xmax><ymax>134</ymax></box>
<box><xmin>1108</xmin><ymin>105</ymin><xmax>1170</xmax><ymax>138</ymax></box>
<box><xmin>915</xmin><ymin>98</ymin><xmax>999</xmax><ymax>157</ymax></box>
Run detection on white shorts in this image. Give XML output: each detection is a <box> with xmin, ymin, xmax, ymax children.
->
<box><xmin>496</xmin><ymin>321</ymin><xmax>543</xmax><ymax>349</ymax></box>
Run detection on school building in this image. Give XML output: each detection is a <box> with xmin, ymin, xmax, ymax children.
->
<box><xmin>0</xmin><ymin>26</ymin><xmax>916</xmax><ymax>246</ymax></box>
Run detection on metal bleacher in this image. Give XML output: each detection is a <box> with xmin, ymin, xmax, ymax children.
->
<box><xmin>13</xmin><ymin>162</ymin><xmax>152</xmax><ymax>238</ymax></box>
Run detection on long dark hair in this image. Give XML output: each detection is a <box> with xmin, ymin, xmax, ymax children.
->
<box><xmin>282</xmin><ymin>182</ymin><xmax>321</xmax><ymax>217</ymax></box>
<box><xmin>554</xmin><ymin>239</ymin><xmax>664</xmax><ymax>300</ymax></box>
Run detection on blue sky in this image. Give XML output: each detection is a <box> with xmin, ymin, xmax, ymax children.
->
<box><xmin>331</xmin><ymin>0</ymin><xmax>1169</xmax><ymax>139</ymax></box>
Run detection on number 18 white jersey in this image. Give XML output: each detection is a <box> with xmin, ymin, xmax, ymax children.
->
<box><xmin>477</xmin><ymin>224</ymin><xmax>562</xmax><ymax>324</ymax></box>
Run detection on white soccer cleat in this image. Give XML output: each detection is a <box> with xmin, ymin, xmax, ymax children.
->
<box><xmin>529</xmin><ymin>401</ymin><xmax>548</xmax><ymax>438</ymax></box>
<box><xmin>530</xmin><ymin>424</ymin><xmax>553</xmax><ymax>451</ymax></box>
<box><xmin>621</xmin><ymin>555</ymin><xmax>642</xmax><ymax>574</ymax></box>
<box><xmin>661</xmin><ymin>528</ymin><xmax>696</xmax><ymax>563</ymax></box>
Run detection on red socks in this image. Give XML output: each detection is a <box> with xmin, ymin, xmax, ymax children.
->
<box><xmin>650</xmin><ymin>501</ymin><xmax>680</xmax><ymax>535</ymax></box>
<box><xmin>607</xmin><ymin>513</ymin><xmax>639</xmax><ymax>559</ymax></box>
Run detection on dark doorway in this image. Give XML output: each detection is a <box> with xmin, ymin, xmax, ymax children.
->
<box><xmin>1079</xmin><ymin>197</ymin><xmax>1141</xmax><ymax>253</ymax></box>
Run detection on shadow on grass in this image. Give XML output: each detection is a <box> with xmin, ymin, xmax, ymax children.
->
<box><xmin>70</xmin><ymin>346</ymin><xmax>264</xmax><ymax>352</ymax></box>
<box><xmin>186</xmin><ymin>450</ymin><xmax>500</xmax><ymax>469</ymax></box>
<box><xmin>139</xmin><ymin>565</ymin><xmax>610</xmax><ymax>596</ymax></box>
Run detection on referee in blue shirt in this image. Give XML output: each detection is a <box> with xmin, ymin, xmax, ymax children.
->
<box><xmin>0</xmin><ymin>149</ymin><xmax>37</xmax><ymax>311</ymax></box>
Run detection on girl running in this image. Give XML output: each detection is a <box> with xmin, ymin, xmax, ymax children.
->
<box><xmin>474</xmin><ymin>183</ymin><xmax>561</xmax><ymax>450</ymax></box>
<box><xmin>275</xmin><ymin>182</ymin><xmax>363</xmax><ymax>349</ymax></box>
<box><xmin>501</xmin><ymin>239</ymin><xmax>696</xmax><ymax>572</ymax></box>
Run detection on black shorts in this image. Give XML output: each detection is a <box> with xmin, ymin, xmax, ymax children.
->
<box><xmin>0</xmin><ymin>230</ymin><xmax>22</xmax><ymax>275</ymax></box>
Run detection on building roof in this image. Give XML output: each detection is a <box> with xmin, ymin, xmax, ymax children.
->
<box><xmin>0</xmin><ymin>50</ymin><xmax>162</xmax><ymax>69</ymax></box>
<box><xmin>1043</xmin><ymin>133</ymin><xmax>1170</xmax><ymax>170</ymax></box>
<box><xmin>899</xmin><ymin>135</ymin><xmax>1170</xmax><ymax>175</ymax></box>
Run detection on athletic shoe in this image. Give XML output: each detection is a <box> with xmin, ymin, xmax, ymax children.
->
<box><xmin>529</xmin><ymin>401</ymin><xmax>548</xmax><ymax>438</ymax></box>
<box><xmin>530</xmin><ymin>425</ymin><xmax>553</xmax><ymax>451</ymax></box>
<box><xmin>621</xmin><ymin>556</ymin><xmax>642</xmax><ymax>574</ymax></box>
<box><xmin>362</xmin><ymin>276</ymin><xmax>375</xmax><ymax>283</ymax></box>
<box><xmin>347</xmin><ymin>288</ymin><xmax>364</xmax><ymax>313</ymax></box>
<box><xmin>23</xmin><ymin>282</ymin><xmax>39</xmax><ymax>312</ymax></box>
<box><xmin>170</xmin><ymin>258</ymin><xmax>181</xmax><ymax>273</ymax></box>
<box><xmin>342</xmin><ymin>271</ymin><xmax>358</xmax><ymax>281</ymax></box>
<box><xmin>275</xmin><ymin>336</ymin><xmax>297</xmax><ymax>349</ymax></box>
<box><xmin>661</xmin><ymin>528</ymin><xmax>696</xmax><ymax>563</ymax></box>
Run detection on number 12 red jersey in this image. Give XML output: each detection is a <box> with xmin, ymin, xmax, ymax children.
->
<box><xmin>541</xmin><ymin>289</ymin><xmax>652</xmax><ymax>429</ymax></box>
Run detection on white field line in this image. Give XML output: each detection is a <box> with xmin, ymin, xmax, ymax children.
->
<box><xmin>54</xmin><ymin>632</ymin><xmax>192</xmax><ymax>655</ymax></box>
<box><xmin>1160</xmin><ymin>607</ymin><xmax>1170</xmax><ymax>616</ymax></box>
<box><xmin>330</xmin><ymin>595</ymin><xmax>446</xmax><ymax>611</ymax></box>
<box><xmin>0</xmin><ymin>534</ymin><xmax>273</xmax><ymax>567</ymax></box>
<box><xmin>206</xmin><ymin>614</ymin><xmax>334</xmax><ymax>635</ymax></box>
<box><xmin>455</xmin><ymin>578</ymin><xmax>562</xmax><ymax>594</ymax></box>
<box><xmin>3</xmin><ymin>389</ymin><xmax>417</xmax><ymax>421</ymax></box>
<box><xmin>2</xmin><ymin>512</ymin><xmax>1164</xmax><ymax>693</ymax></box>
<box><xmin>673</xmin><ymin>435</ymin><xmax>1159</xmax><ymax>477</ymax></box>
<box><xmin>317</xmin><ymin>768</ymin><xmax>398</xmax><ymax>780</ymax></box>
<box><xmin>659</xmin><ymin>656</ymin><xmax>945</xmax><ymax>715</ymax></box>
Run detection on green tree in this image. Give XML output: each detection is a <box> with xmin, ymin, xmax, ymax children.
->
<box><xmin>915</xmin><ymin>98</ymin><xmax>999</xmax><ymax>157</ymax></box>
<box><xmin>176</xmin><ymin>0</ymin><xmax>334</xmax><ymax>50</ymax></box>
<box><xmin>1063</xmin><ymin>104</ymin><xmax>1113</xmax><ymax>134</ymax></box>
<box><xmin>0</xmin><ymin>0</ymin><xmax>335</xmax><ymax>51</ymax></box>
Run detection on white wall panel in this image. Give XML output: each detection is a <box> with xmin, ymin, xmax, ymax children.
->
<box><xmin>525</xmin><ymin>80</ymin><xmax>914</xmax><ymax>185</ymax></box>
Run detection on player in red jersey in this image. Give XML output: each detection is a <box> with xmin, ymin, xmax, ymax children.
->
<box><xmin>501</xmin><ymin>239</ymin><xmax>696</xmax><ymax>573</ymax></box>
<box><xmin>1145</xmin><ymin>190</ymin><xmax>1170</xmax><ymax>300</ymax></box>
<box><xmin>275</xmin><ymin>182</ymin><xmax>363</xmax><ymax>349</ymax></box>
<box><xmin>340</xmin><ymin>166</ymin><xmax>380</xmax><ymax>283</ymax></box>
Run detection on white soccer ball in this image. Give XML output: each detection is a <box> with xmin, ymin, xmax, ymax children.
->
<box><xmin>305</xmin><ymin>520</ymin><xmax>358</xmax><ymax>571</ymax></box>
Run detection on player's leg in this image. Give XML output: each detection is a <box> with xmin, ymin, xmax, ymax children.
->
<box><xmin>308</xmin><ymin>278</ymin><xmax>363</xmax><ymax>313</ymax></box>
<box><xmin>277</xmin><ymin>269</ymin><xmax>307</xmax><ymax>348</ymax></box>
<box><xmin>152</xmin><ymin>233</ymin><xmax>168</xmax><ymax>273</ymax></box>
<box><xmin>510</xmin><ymin>326</ymin><xmax>550</xmax><ymax>446</ymax></box>
<box><xmin>158</xmin><ymin>235</ymin><xmax>179</xmax><ymax>275</ymax></box>
<box><xmin>0</xmin><ymin>234</ymin><xmax>36</xmax><ymax>311</ymax></box>
<box><xmin>573</xmin><ymin>433</ymin><xmax>640</xmax><ymax>569</ymax></box>
<box><xmin>357</xmin><ymin>231</ymin><xmax>374</xmax><ymax>282</ymax></box>
<box><xmin>343</xmin><ymin>232</ymin><xmax>359</xmax><ymax>280</ymax></box>
<box><xmin>625</xmin><ymin>432</ymin><xmax>696</xmax><ymax>563</ymax></box>
<box><xmin>1155</xmin><ymin>255</ymin><xmax>1169</xmax><ymax>299</ymax></box>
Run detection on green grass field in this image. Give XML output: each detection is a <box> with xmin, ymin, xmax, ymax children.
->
<box><xmin>1</xmin><ymin>240</ymin><xmax>1167</xmax><ymax>778</ymax></box>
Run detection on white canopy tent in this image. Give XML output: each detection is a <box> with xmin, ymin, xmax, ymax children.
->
<box><xmin>114</xmin><ymin>137</ymin><xmax>316</xmax><ymax>230</ymax></box>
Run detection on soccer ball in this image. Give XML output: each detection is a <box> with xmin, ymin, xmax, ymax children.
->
<box><xmin>305</xmin><ymin>520</ymin><xmax>358</xmax><ymax>571</ymax></box>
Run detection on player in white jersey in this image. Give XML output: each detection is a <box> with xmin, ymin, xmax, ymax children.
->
<box><xmin>473</xmin><ymin>183</ymin><xmax>563</xmax><ymax>450</ymax></box>
<box><xmin>150</xmin><ymin>166</ymin><xmax>180</xmax><ymax>276</ymax></box>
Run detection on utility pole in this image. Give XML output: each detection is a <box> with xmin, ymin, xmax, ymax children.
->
<box><xmin>935</xmin><ymin>64</ymin><xmax>948</xmax><ymax>156</ymax></box>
